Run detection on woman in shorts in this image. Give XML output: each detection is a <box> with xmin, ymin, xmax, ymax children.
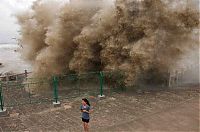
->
<box><xmin>80</xmin><ymin>98</ymin><xmax>91</xmax><ymax>132</ymax></box>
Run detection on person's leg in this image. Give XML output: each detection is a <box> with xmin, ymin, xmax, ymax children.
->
<box><xmin>85</xmin><ymin>122</ymin><xmax>89</xmax><ymax>132</ymax></box>
<box><xmin>83</xmin><ymin>122</ymin><xmax>86</xmax><ymax>132</ymax></box>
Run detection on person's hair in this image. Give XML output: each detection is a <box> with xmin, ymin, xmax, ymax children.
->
<box><xmin>82</xmin><ymin>98</ymin><xmax>90</xmax><ymax>106</ymax></box>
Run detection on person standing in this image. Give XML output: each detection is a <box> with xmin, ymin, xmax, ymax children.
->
<box><xmin>80</xmin><ymin>98</ymin><xmax>91</xmax><ymax>132</ymax></box>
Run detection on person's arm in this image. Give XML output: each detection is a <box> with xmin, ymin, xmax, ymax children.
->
<box><xmin>82</xmin><ymin>110</ymin><xmax>90</xmax><ymax>113</ymax></box>
<box><xmin>83</xmin><ymin>106</ymin><xmax>92</xmax><ymax>113</ymax></box>
<box><xmin>80</xmin><ymin>106</ymin><xmax>83</xmax><ymax>112</ymax></box>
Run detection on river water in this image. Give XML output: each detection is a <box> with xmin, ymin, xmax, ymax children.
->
<box><xmin>0</xmin><ymin>44</ymin><xmax>32</xmax><ymax>74</ymax></box>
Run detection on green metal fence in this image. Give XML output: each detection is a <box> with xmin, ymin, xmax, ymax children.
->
<box><xmin>0</xmin><ymin>82</ymin><xmax>4</xmax><ymax>111</ymax></box>
<box><xmin>0</xmin><ymin>71</ymin><xmax>125</xmax><ymax>109</ymax></box>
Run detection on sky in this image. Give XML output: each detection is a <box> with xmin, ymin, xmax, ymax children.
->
<box><xmin>0</xmin><ymin>0</ymin><xmax>71</xmax><ymax>44</ymax></box>
<box><xmin>0</xmin><ymin>0</ymin><xmax>37</xmax><ymax>44</ymax></box>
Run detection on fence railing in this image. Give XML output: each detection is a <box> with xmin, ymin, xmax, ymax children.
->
<box><xmin>168</xmin><ymin>65</ymin><xmax>199</xmax><ymax>87</ymax></box>
<box><xmin>0</xmin><ymin>71</ymin><xmax>126</xmax><ymax>109</ymax></box>
<box><xmin>0</xmin><ymin>70</ymin><xmax>31</xmax><ymax>82</ymax></box>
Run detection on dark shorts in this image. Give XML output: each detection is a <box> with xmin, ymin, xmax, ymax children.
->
<box><xmin>82</xmin><ymin>118</ymin><xmax>89</xmax><ymax>123</ymax></box>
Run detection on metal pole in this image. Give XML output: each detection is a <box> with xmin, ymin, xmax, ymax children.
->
<box><xmin>99</xmin><ymin>72</ymin><xmax>104</xmax><ymax>96</ymax></box>
<box><xmin>168</xmin><ymin>71</ymin><xmax>171</xmax><ymax>87</ymax></box>
<box><xmin>98</xmin><ymin>71</ymin><xmax>105</xmax><ymax>98</ymax></box>
<box><xmin>28</xmin><ymin>83</ymin><xmax>31</xmax><ymax>104</ymax></box>
<box><xmin>78</xmin><ymin>75</ymin><xmax>80</xmax><ymax>96</ymax></box>
<box><xmin>53</xmin><ymin>76</ymin><xmax>58</xmax><ymax>103</ymax></box>
<box><xmin>0</xmin><ymin>82</ymin><xmax>4</xmax><ymax>111</ymax></box>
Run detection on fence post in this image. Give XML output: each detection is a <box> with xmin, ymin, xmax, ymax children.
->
<box><xmin>168</xmin><ymin>71</ymin><xmax>171</xmax><ymax>87</ymax></box>
<box><xmin>0</xmin><ymin>82</ymin><xmax>7</xmax><ymax>116</ymax></box>
<box><xmin>53</xmin><ymin>76</ymin><xmax>60</xmax><ymax>107</ymax></box>
<box><xmin>98</xmin><ymin>71</ymin><xmax>105</xmax><ymax>98</ymax></box>
<box><xmin>78</xmin><ymin>74</ymin><xmax>80</xmax><ymax>96</ymax></box>
<box><xmin>0</xmin><ymin>82</ymin><xmax>3</xmax><ymax>111</ymax></box>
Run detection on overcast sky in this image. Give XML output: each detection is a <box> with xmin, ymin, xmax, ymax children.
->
<box><xmin>0</xmin><ymin>0</ymin><xmax>37</xmax><ymax>44</ymax></box>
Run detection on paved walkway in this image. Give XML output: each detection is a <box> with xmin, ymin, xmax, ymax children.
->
<box><xmin>0</xmin><ymin>88</ymin><xmax>199</xmax><ymax>132</ymax></box>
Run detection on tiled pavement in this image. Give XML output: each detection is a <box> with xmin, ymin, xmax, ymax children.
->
<box><xmin>0</xmin><ymin>87</ymin><xmax>199</xmax><ymax>132</ymax></box>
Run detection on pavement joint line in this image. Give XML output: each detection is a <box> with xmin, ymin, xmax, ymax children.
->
<box><xmin>111</xmin><ymin>99</ymin><xmax>158</xmax><ymax>113</ymax></box>
<box><xmin>155</xmin><ymin>95</ymin><xmax>185</xmax><ymax>103</ymax></box>
<box><xmin>157</xmin><ymin>92</ymin><xmax>184</xmax><ymax>98</ymax></box>
<box><xmin>166</xmin><ymin>91</ymin><xmax>189</xmax><ymax>98</ymax></box>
